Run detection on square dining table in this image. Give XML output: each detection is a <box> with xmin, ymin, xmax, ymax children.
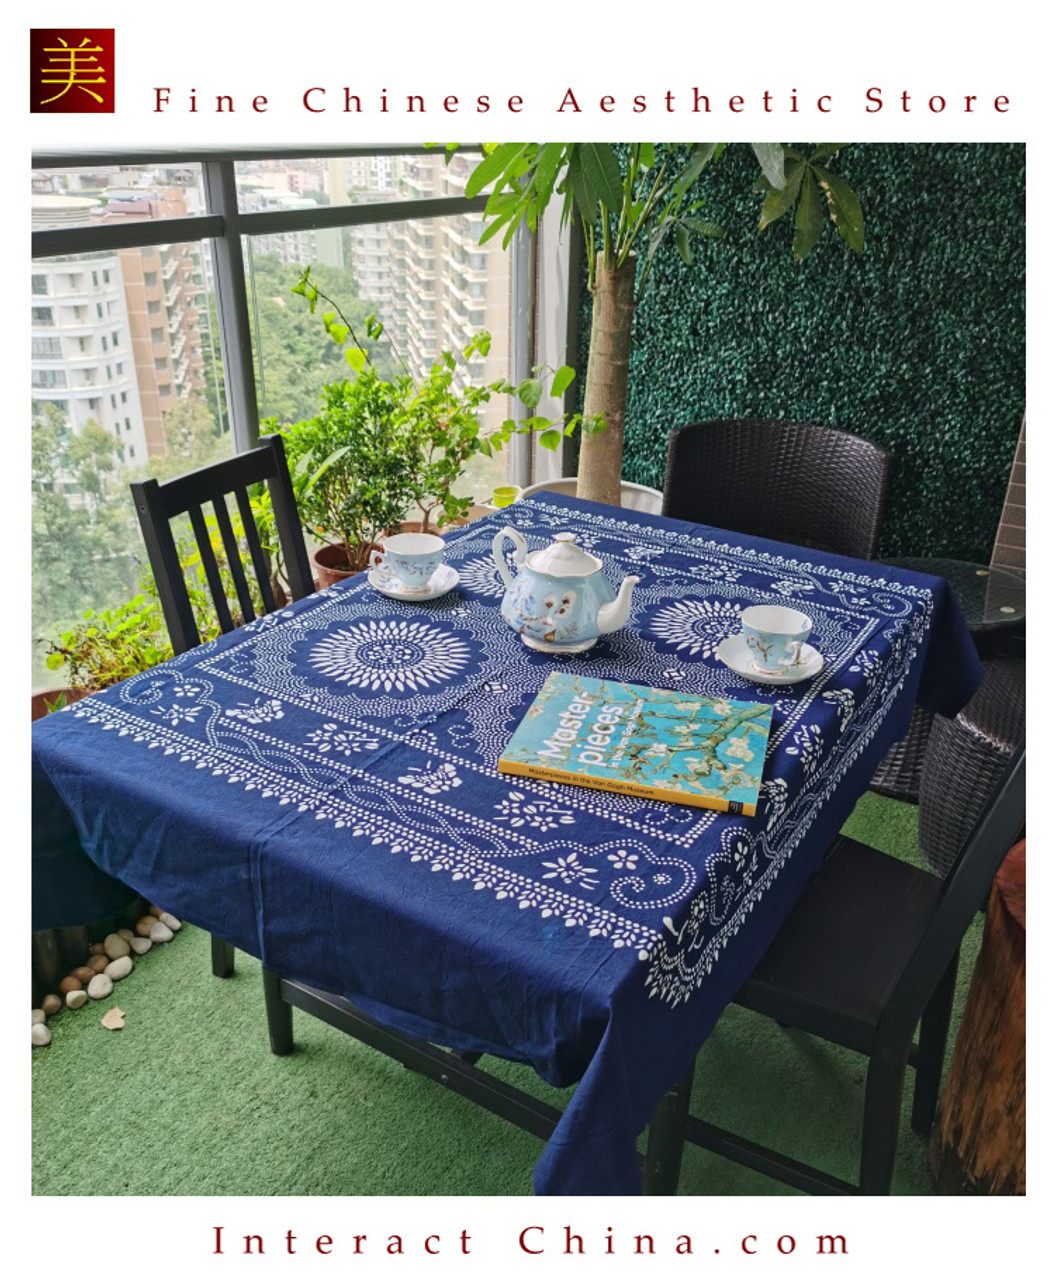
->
<box><xmin>31</xmin><ymin>493</ymin><xmax>983</xmax><ymax>1195</ymax></box>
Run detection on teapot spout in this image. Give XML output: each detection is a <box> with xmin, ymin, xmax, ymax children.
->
<box><xmin>596</xmin><ymin>575</ymin><xmax>640</xmax><ymax>635</ymax></box>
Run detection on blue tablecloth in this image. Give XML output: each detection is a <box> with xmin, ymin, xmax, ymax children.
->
<box><xmin>32</xmin><ymin>494</ymin><xmax>982</xmax><ymax>1195</ymax></box>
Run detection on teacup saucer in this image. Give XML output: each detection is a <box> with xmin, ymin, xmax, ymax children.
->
<box><xmin>368</xmin><ymin>564</ymin><xmax>460</xmax><ymax>602</ymax></box>
<box><xmin>716</xmin><ymin>633</ymin><xmax>823</xmax><ymax>685</ymax></box>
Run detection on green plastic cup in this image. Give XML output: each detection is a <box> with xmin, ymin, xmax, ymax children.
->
<box><xmin>491</xmin><ymin>486</ymin><xmax>521</xmax><ymax>509</ymax></box>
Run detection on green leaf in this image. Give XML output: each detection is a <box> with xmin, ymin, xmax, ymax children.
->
<box><xmin>539</xmin><ymin>429</ymin><xmax>562</xmax><ymax>450</ymax></box>
<box><xmin>675</xmin><ymin>224</ymin><xmax>692</xmax><ymax>265</ymax></box>
<box><xmin>751</xmin><ymin>143</ymin><xmax>786</xmax><ymax>190</ymax></box>
<box><xmin>345</xmin><ymin>347</ymin><xmax>367</xmax><ymax>373</ymax></box>
<box><xmin>759</xmin><ymin>160</ymin><xmax>806</xmax><ymax>230</ymax></box>
<box><xmin>637</xmin><ymin>143</ymin><xmax>656</xmax><ymax>169</ymax></box>
<box><xmin>674</xmin><ymin>143</ymin><xmax>719</xmax><ymax>194</ymax></box>
<box><xmin>530</xmin><ymin>144</ymin><xmax>567</xmax><ymax>217</ymax></box>
<box><xmin>549</xmin><ymin>365</ymin><xmax>576</xmax><ymax>398</ymax></box>
<box><xmin>564</xmin><ymin>147</ymin><xmax>593</xmax><ymax>223</ymax></box>
<box><xmin>579</xmin><ymin>143</ymin><xmax>624</xmax><ymax>213</ymax></box>
<box><xmin>45</xmin><ymin>652</ymin><xmax>64</xmax><ymax>671</ymax></box>
<box><xmin>477</xmin><ymin>211</ymin><xmax>516</xmax><ymax>245</ymax></box>
<box><xmin>813</xmin><ymin>166</ymin><xmax>865</xmax><ymax>252</ymax></box>
<box><xmin>465</xmin><ymin>143</ymin><xmax>530</xmax><ymax>197</ymax></box>
<box><xmin>681</xmin><ymin>217</ymin><xmax>725</xmax><ymax>239</ymax></box>
<box><xmin>518</xmin><ymin>378</ymin><xmax>543</xmax><ymax>409</ymax></box>
<box><xmin>810</xmin><ymin>144</ymin><xmax>850</xmax><ymax>163</ymax></box>
<box><xmin>442</xmin><ymin>350</ymin><xmax>456</xmax><ymax>371</ymax></box>
<box><xmin>792</xmin><ymin>172</ymin><xmax>824</xmax><ymax>260</ymax></box>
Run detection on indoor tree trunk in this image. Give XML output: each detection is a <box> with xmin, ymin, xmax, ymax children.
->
<box><xmin>578</xmin><ymin>254</ymin><xmax>637</xmax><ymax>506</ymax></box>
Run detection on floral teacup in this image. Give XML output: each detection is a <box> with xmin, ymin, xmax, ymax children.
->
<box><xmin>370</xmin><ymin>532</ymin><xmax>445</xmax><ymax>592</ymax></box>
<box><xmin>740</xmin><ymin>604</ymin><xmax>812</xmax><ymax>674</ymax></box>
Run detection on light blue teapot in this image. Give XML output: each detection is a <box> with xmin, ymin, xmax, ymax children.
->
<box><xmin>492</xmin><ymin>527</ymin><xmax>640</xmax><ymax>654</ymax></box>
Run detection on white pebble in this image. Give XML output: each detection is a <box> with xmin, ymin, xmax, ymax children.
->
<box><xmin>66</xmin><ymin>989</ymin><xmax>88</xmax><ymax>1010</ymax></box>
<box><xmin>103</xmin><ymin>933</ymin><xmax>130</xmax><ymax>960</ymax></box>
<box><xmin>149</xmin><ymin>921</ymin><xmax>174</xmax><ymax>944</ymax></box>
<box><xmin>32</xmin><ymin>1009</ymin><xmax>46</xmax><ymax>1025</ymax></box>
<box><xmin>130</xmin><ymin>936</ymin><xmax>152</xmax><ymax>956</ymax></box>
<box><xmin>87</xmin><ymin>974</ymin><xmax>114</xmax><ymax>1000</ymax></box>
<box><xmin>32</xmin><ymin>1023</ymin><xmax>51</xmax><ymax>1047</ymax></box>
<box><xmin>105</xmin><ymin>956</ymin><xmax>133</xmax><ymax>981</ymax></box>
<box><xmin>157</xmin><ymin>911</ymin><xmax>182</xmax><ymax>932</ymax></box>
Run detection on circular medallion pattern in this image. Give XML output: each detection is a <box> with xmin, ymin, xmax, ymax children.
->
<box><xmin>647</xmin><ymin>598</ymin><xmax>742</xmax><ymax>658</ymax></box>
<box><xmin>307</xmin><ymin>618</ymin><xmax>472</xmax><ymax>695</ymax></box>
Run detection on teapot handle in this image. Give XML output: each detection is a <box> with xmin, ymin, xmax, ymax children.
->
<box><xmin>492</xmin><ymin>526</ymin><xmax>527</xmax><ymax>591</ymax></box>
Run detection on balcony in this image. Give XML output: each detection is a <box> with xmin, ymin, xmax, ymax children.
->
<box><xmin>29</xmin><ymin>142</ymin><xmax>1027</xmax><ymax>1214</ymax></box>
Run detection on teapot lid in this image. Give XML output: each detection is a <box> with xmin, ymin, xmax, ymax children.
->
<box><xmin>525</xmin><ymin>531</ymin><xmax>603</xmax><ymax>578</ymax></box>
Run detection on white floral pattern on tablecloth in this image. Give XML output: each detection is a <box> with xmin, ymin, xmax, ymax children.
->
<box><xmin>67</xmin><ymin>494</ymin><xmax>938</xmax><ymax>1008</ymax></box>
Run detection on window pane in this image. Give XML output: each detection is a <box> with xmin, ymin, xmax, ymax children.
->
<box><xmin>31</xmin><ymin>164</ymin><xmax>206</xmax><ymax>229</ymax></box>
<box><xmin>233</xmin><ymin>149</ymin><xmax>486</xmax><ymax>214</ymax></box>
<box><xmin>31</xmin><ymin>238</ymin><xmax>230</xmax><ymax>690</ymax></box>
<box><xmin>244</xmin><ymin>207</ymin><xmax>513</xmax><ymax>504</ymax></box>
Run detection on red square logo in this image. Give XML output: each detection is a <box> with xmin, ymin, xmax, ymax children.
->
<box><xmin>31</xmin><ymin>30</ymin><xmax>115</xmax><ymax>113</ymax></box>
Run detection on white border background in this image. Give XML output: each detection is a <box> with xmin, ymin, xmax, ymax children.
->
<box><xmin>9</xmin><ymin>2</ymin><xmax>1046</xmax><ymax>1275</ymax></box>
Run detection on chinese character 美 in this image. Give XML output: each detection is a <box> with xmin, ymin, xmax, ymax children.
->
<box><xmin>39</xmin><ymin>36</ymin><xmax>106</xmax><ymax>105</ymax></box>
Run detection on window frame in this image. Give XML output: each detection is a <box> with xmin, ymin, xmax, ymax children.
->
<box><xmin>31</xmin><ymin>146</ymin><xmax>558</xmax><ymax>489</ymax></box>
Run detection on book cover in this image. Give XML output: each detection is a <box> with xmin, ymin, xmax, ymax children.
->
<box><xmin>498</xmin><ymin>673</ymin><xmax>773</xmax><ymax>815</ymax></box>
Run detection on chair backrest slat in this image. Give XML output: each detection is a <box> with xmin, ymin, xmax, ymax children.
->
<box><xmin>268</xmin><ymin>439</ymin><xmax>315</xmax><ymax>601</ymax></box>
<box><xmin>130</xmin><ymin>476</ymin><xmax>202</xmax><ymax>654</ymax></box>
<box><xmin>188</xmin><ymin>502</ymin><xmax>235</xmax><ymax>634</ymax></box>
<box><xmin>211</xmin><ymin>496</ymin><xmax>257</xmax><ymax>626</ymax></box>
<box><xmin>131</xmin><ymin>434</ymin><xmax>314</xmax><ymax>655</ymax></box>
<box><xmin>233</xmin><ymin>486</ymin><xmax>277</xmax><ymax>615</ymax></box>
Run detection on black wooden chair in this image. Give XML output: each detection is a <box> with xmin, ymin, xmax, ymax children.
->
<box><xmin>679</xmin><ymin>743</ymin><xmax>1025</xmax><ymax>1195</ymax></box>
<box><xmin>662</xmin><ymin>420</ymin><xmax>893</xmax><ymax>560</ymax></box>
<box><xmin>130</xmin><ymin>433</ymin><xmax>315</xmax><ymax>978</ymax></box>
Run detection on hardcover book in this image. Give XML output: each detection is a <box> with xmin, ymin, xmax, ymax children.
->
<box><xmin>498</xmin><ymin>673</ymin><xmax>773</xmax><ymax>815</ymax></box>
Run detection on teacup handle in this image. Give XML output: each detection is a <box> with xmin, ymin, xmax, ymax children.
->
<box><xmin>369</xmin><ymin>547</ymin><xmax>387</xmax><ymax>574</ymax></box>
<box><xmin>787</xmin><ymin>640</ymin><xmax>803</xmax><ymax>668</ymax></box>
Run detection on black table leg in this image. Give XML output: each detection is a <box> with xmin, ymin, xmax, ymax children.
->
<box><xmin>643</xmin><ymin>1065</ymin><xmax>695</xmax><ymax>1195</ymax></box>
<box><xmin>211</xmin><ymin>934</ymin><xmax>235</xmax><ymax>978</ymax></box>
<box><xmin>263</xmin><ymin>967</ymin><xmax>294</xmax><ymax>1055</ymax></box>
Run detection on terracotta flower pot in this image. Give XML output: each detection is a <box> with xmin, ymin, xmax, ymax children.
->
<box><xmin>310</xmin><ymin>543</ymin><xmax>361</xmax><ymax>588</ymax></box>
<box><xmin>311</xmin><ymin>520</ymin><xmax>471</xmax><ymax>589</ymax></box>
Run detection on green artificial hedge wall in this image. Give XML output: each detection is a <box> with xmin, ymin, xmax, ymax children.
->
<box><xmin>578</xmin><ymin>144</ymin><xmax>1025</xmax><ymax>562</ymax></box>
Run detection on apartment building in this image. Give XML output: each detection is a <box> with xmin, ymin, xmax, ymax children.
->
<box><xmin>32</xmin><ymin>183</ymin><xmax>212</xmax><ymax>461</ymax></box>
<box><xmin>31</xmin><ymin>195</ymin><xmax>148</xmax><ymax>466</ymax></box>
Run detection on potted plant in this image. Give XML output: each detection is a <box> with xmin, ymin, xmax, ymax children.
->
<box><xmin>36</xmin><ymin>540</ymin><xmax>258</xmax><ymax>709</ymax></box>
<box><xmin>280</xmin><ymin>269</ymin><xmax>590</xmax><ymax>579</ymax></box>
<box><xmin>39</xmin><ymin>595</ymin><xmax>174</xmax><ymax>707</ymax></box>
<box><xmin>263</xmin><ymin>367</ymin><xmax>420</xmax><ymax>584</ymax></box>
<box><xmin>445</xmin><ymin>143</ymin><xmax>865</xmax><ymax>505</ymax></box>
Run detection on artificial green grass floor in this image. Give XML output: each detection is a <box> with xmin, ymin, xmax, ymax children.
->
<box><xmin>32</xmin><ymin>791</ymin><xmax>976</xmax><ymax>1196</ymax></box>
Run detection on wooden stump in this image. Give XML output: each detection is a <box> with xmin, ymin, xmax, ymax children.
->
<box><xmin>930</xmin><ymin>839</ymin><xmax>1025</xmax><ymax>1194</ymax></box>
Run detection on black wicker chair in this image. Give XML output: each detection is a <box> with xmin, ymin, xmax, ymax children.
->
<box><xmin>918</xmin><ymin>658</ymin><xmax>1025</xmax><ymax>877</ymax></box>
<box><xmin>662</xmin><ymin>420</ymin><xmax>893</xmax><ymax>560</ymax></box>
<box><xmin>129</xmin><ymin>433</ymin><xmax>315</xmax><ymax>978</ymax></box>
<box><xmin>679</xmin><ymin>739</ymin><xmax>1025</xmax><ymax>1195</ymax></box>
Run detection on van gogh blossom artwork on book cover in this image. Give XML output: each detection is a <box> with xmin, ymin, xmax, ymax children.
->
<box><xmin>498</xmin><ymin>673</ymin><xmax>773</xmax><ymax>815</ymax></box>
